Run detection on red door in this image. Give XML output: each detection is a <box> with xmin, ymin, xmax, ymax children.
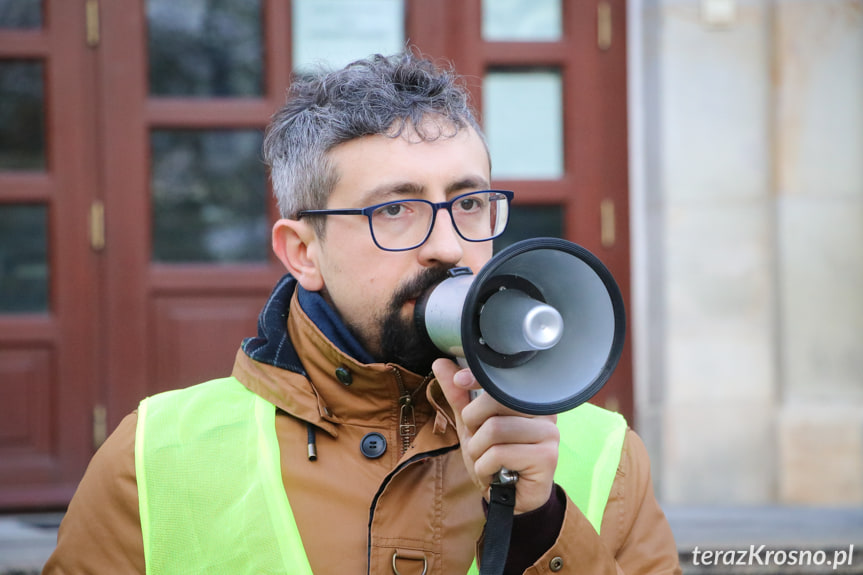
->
<box><xmin>0</xmin><ymin>0</ymin><xmax>631</xmax><ymax>510</ymax></box>
<box><xmin>0</xmin><ymin>0</ymin><xmax>101</xmax><ymax>508</ymax></box>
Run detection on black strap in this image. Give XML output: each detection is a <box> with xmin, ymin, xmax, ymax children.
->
<box><xmin>480</xmin><ymin>482</ymin><xmax>517</xmax><ymax>575</ymax></box>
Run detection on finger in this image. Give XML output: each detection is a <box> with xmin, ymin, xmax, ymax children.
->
<box><xmin>432</xmin><ymin>358</ymin><xmax>472</xmax><ymax>418</ymax></box>
<box><xmin>460</xmin><ymin>392</ymin><xmax>557</xmax><ymax>435</ymax></box>
<box><xmin>473</xmin><ymin>441</ymin><xmax>560</xmax><ymax>487</ymax></box>
<box><xmin>453</xmin><ymin>367</ymin><xmax>481</xmax><ymax>390</ymax></box>
<box><xmin>465</xmin><ymin>415</ymin><xmax>559</xmax><ymax>465</ymax></box>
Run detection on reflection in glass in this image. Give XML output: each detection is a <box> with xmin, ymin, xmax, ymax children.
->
<box><xmin>495</xmin><ymin>205</ymin><xmax>563</xmax><ymax>253</ymax></box>
<box><xmin>151</xmin><ymin>130</ymin><xmax>268</xmax><ymax>262</ymax></box>
<box><xmin>0</xmin><ymin>61</ymin><xmax>45</xmax><ymax>171</ymax></box>
<box><xmin>482</xmin><ymin>0</ymin><xmax>562</xmax><ymax>41</ymax></box>
<box><xmin>292</xmin><ymin>0</ymin><xmax>404</xmax><ymax>74</ymax></box>
<box><xmin>484</xmin><ymin>70</ymin><xmax>563</xmax><ymax>180</ymax></box>
<box><xmin>0</xmin><ymin>0</ymin><xmax>42</xmax><ymax>28</ymax></box>
<box><xmin>0</xmin><ymin>205</ymin><xmax>49</xmax><ymax>313</ymax></box>
<box><xmin>147</xmin><ymin>0</ymin><xmax>263</xmax><ymax>96</ymax></box>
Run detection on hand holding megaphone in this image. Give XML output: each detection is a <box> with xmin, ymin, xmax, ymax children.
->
<box><xmin>431</xmin><ymin>357</ymin><xmax>561</xmax><ymax>515</ymax></box>
<box><xmin>421</xmin><ymin>238</ymin><xmax>626</xmax><ymax>574</ymax></box>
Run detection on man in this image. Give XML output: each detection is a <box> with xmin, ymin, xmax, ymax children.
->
<box><xmin>44</xmin><ymin>52</ymin><xmax>680</xmax><ymax>574</ymax></box>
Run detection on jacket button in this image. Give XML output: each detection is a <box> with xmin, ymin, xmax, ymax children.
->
<box><xmin>360</xmin><ymin>432</ymin><xmax>387</xmax><ymax>459</ymax></box>
<box><xmin>335</xmin><ymin>366</ymin><xmax>353</xmax><ymax>385</ymax></box>
<box><xmin>549</xmin><ymin>556</ymin><xmax>564</xmax><ymax>571</ymax></box>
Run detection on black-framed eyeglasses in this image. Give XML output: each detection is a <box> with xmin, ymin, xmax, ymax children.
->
<box><xmin>296</xmin><ymin>190</ymin><xmax>514</xmax><ymax>252</ymax></box>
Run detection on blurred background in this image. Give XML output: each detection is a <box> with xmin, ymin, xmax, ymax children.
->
<box><xmin>631</xmin><ymin>0</ymin><xmax>862</xmax><ymax>508</ymax></box>
<box><xmin>0</xmin><ymin>0</ymin><xmax>861</xmax><ymax>572</ymax></box>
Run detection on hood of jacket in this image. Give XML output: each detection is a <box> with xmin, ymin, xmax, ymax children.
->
<box><xmin>233</xmin><ymin>274</ymin><xmax>457</xmax><ymax>440</ymax></box>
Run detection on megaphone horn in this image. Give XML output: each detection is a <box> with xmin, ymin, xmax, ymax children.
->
<box><xmin>415</xmin><ymin>237</ymin><xmax>626</xmax><ymax>415</ymax></box>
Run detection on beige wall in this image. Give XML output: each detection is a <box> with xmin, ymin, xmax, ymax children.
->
<box><xmin>629</xmin><ymin>0</ymin><xmax>863</xmax><ymax>505</ymax></box>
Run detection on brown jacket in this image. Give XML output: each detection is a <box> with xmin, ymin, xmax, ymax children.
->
<box><xmin>44</xmin><ymin>291</ymin><xmax>680</xmax><ymax>574</ymax></box>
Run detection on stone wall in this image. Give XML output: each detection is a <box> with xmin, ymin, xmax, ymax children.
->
<box><xmin>629</xmin><ymin>0</ymin><xmax>863</xmax><ymax>505</ymax></box>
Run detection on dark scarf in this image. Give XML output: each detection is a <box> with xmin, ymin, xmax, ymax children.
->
<box><xmin>241</xmin><ymin>274</ymin><xmax>375</xmax><ymax>374</ymax></box>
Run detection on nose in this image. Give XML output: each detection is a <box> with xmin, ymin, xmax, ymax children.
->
<box><xmin>417</xmin><ymin>208</ymin><xmax>463</xmax><ymax>266</ymax></box>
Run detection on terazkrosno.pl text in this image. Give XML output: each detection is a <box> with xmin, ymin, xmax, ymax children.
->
<box><xmin>692</xmin><ymin>545</ymin><xmax>855</xmax><ymax>570</ymax></box>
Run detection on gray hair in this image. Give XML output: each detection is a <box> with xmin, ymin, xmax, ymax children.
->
<box><xmin>262</xmin><ymin>51</ymin><xmax>486</xmax><ymax>230</ymax></box>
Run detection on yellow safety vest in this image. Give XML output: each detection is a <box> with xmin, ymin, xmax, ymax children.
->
<box><xmin>136</xmin><ymin>377</ymin><xmax>626</xmax><ymax>574</ymax></box>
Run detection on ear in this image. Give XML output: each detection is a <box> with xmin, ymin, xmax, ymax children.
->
<box><xmin>272</xmin><ymin>218</ymin><xmax>325</xmax><ymax>292</ymax></box>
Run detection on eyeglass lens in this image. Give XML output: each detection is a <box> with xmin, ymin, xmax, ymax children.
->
<box><xmin>369</xmin><ymin>191</ymin><xmax>509</xmax><ymax>250</ymax></box>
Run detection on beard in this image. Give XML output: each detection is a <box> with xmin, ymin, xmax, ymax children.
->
<box><xmin>375</xmin><ymin>266</ymin><xmax>454</xmax><ymax>375</ymax></box>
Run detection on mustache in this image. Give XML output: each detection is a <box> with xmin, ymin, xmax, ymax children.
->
<box><xmin>380</xmin><ymin>265</ymin><xmax>455</xmax><ymax>373</ymax></box>
<box><xmin>390</xmin><ymin>266</ymin><xmax>455</xmax><ymax>308</ymax></box>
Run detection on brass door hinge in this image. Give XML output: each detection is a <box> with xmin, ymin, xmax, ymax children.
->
<box><xmin>597</xmin><ymin>1</ymin><xmax>612</xmax><ymax>51</ymax></box>
<box><xmin>93</xmin><ymin>404</ymin><xmax>107</xmax><ymax>450</ymax></box>
<box><xmin>86</xmin><ymin>0</ymin><xmax>100</xmax><ymax>48</ymax></box>
<box><xmin>90</xmin><ymin>200</ymin><xmax>105</xmax><ymax>251</ymax></box>
<box><xmin>600</xmin><ymin>199</ymin><xmax>616</xmax><ymax>248</ymax></box>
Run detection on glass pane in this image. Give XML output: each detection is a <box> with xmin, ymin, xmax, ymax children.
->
<box><xmin>151</xmin><ymin>130</ymin><xmax>268</xmax><ymax>262</ymax></box>
<box><xmin>482</xmin><ymin>0</ymin><xmax>562</xmax><ymax>41</ymax></box>
<box><xmin>292</xmin><ymin>0</ymin><xmax>404</xmax><ymax>74</ymax></box>
<box><xmin>0</xmin><ymin>204</ymin><xmax>49</xmax><ymax>313</ymax></box>
<box><xmin>0</xmin><ymin>61</ymin><xmax>45</xmax><ymax>171</ymax></box>
<box><xmin>147</xmin><ymin>0</ymin><xmax>263</xmax><ymax>97</ymax></box>
<box><xmin>0</xmin><ymin>0</ymin><xmax>42</xmax><ymax>28</ymax></box>
<box><xmin>495</xmin><ymin>205</ymin><xmax>564</xmax><ymax>253</ymax></box>
<box><xmin>484</xmin><ymin>70</ymin><xmax>563</xmax><ymax>180</ymax></box>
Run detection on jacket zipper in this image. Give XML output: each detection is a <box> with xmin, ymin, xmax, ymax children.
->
<box><xmin>392</xmin><ymin>368</ymin><xmax>433</xmax><ymax>456</ymax></box>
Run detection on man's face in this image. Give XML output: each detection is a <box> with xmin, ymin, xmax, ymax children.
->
<box><xmin>312</xmin><ymin>122</ymin><xmax>493</xmax><ymax>372</ymax></box>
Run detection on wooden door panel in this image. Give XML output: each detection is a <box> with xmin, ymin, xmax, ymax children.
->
<box><xmin>151</xmin><ymin>294</ymin><xmax>269</xmax><ymax>394</ymax></box>
<box><xmin>0</xmin><ymin>348</ymin><xmax>53</xmax><ymax>458</ymax></box>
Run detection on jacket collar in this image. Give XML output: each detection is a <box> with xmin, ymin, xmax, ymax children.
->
<box><xmin>240</xmin><ymin>274</ymin><xmax>378</xmax><ymax>372</ymax></box>
<box><xmin>233</xmin><ymin>274</ymin><xmax>457</xmax><ymax>439</ymax></box>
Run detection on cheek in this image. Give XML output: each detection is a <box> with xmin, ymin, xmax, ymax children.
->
<box><xmin>325</xmin><ymin>259</ymin><xmax>390</xmax><ymax>310</ymax></box>
<box><xmin>464</xmin><ymin>243</ymin><xmax>494</xmax><ymax>272</ymax></box>
<box><xmin>319</xmin><ymin>235</ymin><xmax>414</xmax><ymax>307</ymax></box>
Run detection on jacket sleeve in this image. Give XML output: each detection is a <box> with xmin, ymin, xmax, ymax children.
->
<box><xmin>523</xmin><ymin>429</ymin><xmax>682</xmax><ymax>575</ymax></box>
<box><xmin>42</xmin><ymin>412</ymin><xmax>146</xmax><ymax>575</ymax></box>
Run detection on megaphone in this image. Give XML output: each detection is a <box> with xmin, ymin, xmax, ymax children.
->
<box><xmin>415</xmin><ymin>238</ymin><xmax>625</xmax><ymax>415</ymax></box>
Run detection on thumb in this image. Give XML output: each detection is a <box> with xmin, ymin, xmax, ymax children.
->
<box><xmin>432</xmin><ymin>357</ymin><xmax>473</xmax><ymax>417</ymax></box>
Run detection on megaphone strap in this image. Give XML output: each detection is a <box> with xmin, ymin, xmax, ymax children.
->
<box><xmin>480</xmin><ymin>481</ymin><xmax>517</xmax><ymax>575</ymax></box>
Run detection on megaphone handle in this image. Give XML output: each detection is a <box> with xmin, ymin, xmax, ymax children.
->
<box><xmin>456</xmin><ymin>359</ymin><xmax>518</xmax><ymax>575</ymax></box>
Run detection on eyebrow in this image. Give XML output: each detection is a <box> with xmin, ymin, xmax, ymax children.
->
<box><xmin>357</xmin><ymin>176</ymin><xmax>491</xmax><ymax>206</ymax></box>
<box><xmin>446</xmin><ymin>176</ymin><xmax>491</xmax><ymax>195</ymax></box>
<box><xmin>357</xmin><ymin>182</ymin><xmax>424</xmax><ymax>206</ymax></box>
